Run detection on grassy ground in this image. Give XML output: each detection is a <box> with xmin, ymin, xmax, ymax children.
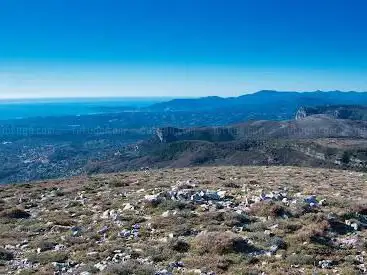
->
<box><xmin>0</xmin><ymin>166</ymin><xmax>367</xmax><ymax>274</ymax></box>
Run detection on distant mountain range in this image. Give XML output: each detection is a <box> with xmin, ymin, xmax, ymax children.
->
<box><xmin>144</xmin><ymin>91</ymin><xmax>367</xmax><ymax>124</ymax></box>
<box><xmin>147</xmin><ymin>91</ymin><xmax>367</xmax><ymax>112</ymax></box>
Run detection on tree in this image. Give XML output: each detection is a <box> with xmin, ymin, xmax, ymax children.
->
<box><xmin>341</xmin><ymin>151</ymin><xmax>351</xmax><ymax>165</ymax></box>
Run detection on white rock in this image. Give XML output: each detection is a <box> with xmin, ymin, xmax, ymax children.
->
<box><xmin>270</xmin><ymin>224</ymin><xmax>279</xmax><ymax>229</ymax></box>
<box><xmin>351</xmin><ymin>222</ymin><xmax>359</xmax><ymax>231</ymax></box>
<box><xmin>217</xmin><ymin>190</ymin><xmax>226</xmax><ymax>199</ymax></box>
<box><xmin>101</xmin><ymin>210</ymin><xmax>110</xmax><ymax>219</ymax></box>
<box><xmin>145</xmin><ymin>194</ymin><xmax>159</xmax><ymax>202</ymax></box>
<box><xmin>94</xmin><ymin>262</ymin><xmax>107</xmax><ymax>271</ymax></box>
<box><xmin>123</xmin><ymin>203</ymin><xmax>134</xmax><ymax>211</ymax></box>
<box><xmin>161</xmin><ymin>210</ymin><xmax>170</xmax><ymax>217</ymax></box>
<box><xmin>159</xmin><ymin>237</ymin><xmax>168</xmax><ymax>243</ymax></box>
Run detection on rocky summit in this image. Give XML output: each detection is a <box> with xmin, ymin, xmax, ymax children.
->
<box><xmin>1</xmin><ymin>166</ymin><xmax>367</xmax><ymax>275</ymax></box>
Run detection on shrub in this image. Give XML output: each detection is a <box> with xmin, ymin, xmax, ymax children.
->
<box><xmin>158</xmin><ymin>200</ymin><xmax>192</xmax><ymax>211</ymax></box>
<box><xmin>0</xmin><ymin>208</ymin><xmax>31</xmax><ymax>219</ymax></box>
<box><xmin>277</xmin><ymin>221</ymin><xmax>303</xmax><ymax>233</ymax></box>
<box><xmin>50</xmin><ymin>218</ymin><xmax>74</xmax><ymax>226</ymax></box>
<box><xmin>108</xmin><ymin>179</ymin><xmax>131</xmax><ymax>188</ymax></box>
<box><xmin>28</xmin><ymin>251</ymin><xmax>68</xmax><ymax>264</ymax></box>
<box><xmin>169</xmin><ymin>239</ymin><xmax>190</xmax><ymax>252</ymax></box>
<box><xmin>144</xmin><ymin>245</ymin><xmax>172</xmax><ymax>263</ymax></box>
<box><xmin>294</xmin><ymin>220</ymin><xmax>330</xmax><ymax>242</ymax></box>
<box><xmin>247</xmin><ymin>231</ymin><xmax>271</xmax><ymax>244</ymax></box>
<box><xmin>172</xmin><ymin>224</ymin><xmax>194</xmax><ymax>237</ymax></box>
<box><xmin>35</xmin><ymin>240</ymin><xmax>56</xmax><ymax>252</ymax></box>
<box><xmin>267</xmin><ymin>236</ymin><xmax>287</xmax><ymax>249</ymax></box>
<box><xmin>245</xmin><ymin>221</ymin><xmax>269</xmax><ymax>232</ymax></box>
<box><xmin>193</xmin><ymin>231</ymin><xmax>253</xmax><ymax>254</ymax></box>
<box><xmin>341</xmin><ymin>151</ymin><xmax>351</xmax><ymax>164</ymax></box>
<box><xmin>53</xmin><ymin>190</ymin><xmax>65</xmax><ymax>197</ymax></box>
<box><xmin>0</xmin><ymin>248</ymin><xmax>13</xmax><ymax>261</ymax></box>
<box><xmin>224</xmin><ymin>182</ymin><xmax>241</xmax><ymax>188</ymax></box>
<box><xmin>223</xmin><ymin>212</ymin><xmax>251</xmax><ymax>227</ymax></box>
<box><xmin>249</xmin><ymin>201</ymin><xmax>287</xmax><ymax>218</ymax></box>
<box><xmin>66</xmin><ymin>201</ymin><xmax>84</xmax><ymax>208</ymax></box>
<box><xmin>350</xmin><ymin>201</ymin><xmax>367</xmax><ymax>215</ymax></box>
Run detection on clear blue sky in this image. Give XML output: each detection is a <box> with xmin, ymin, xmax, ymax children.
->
<box><xmin>0</xmin><ymin>0</ymin><xmax>366</xmax><ymax>98</ymax></box>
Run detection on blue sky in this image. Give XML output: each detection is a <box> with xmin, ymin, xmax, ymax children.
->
<box><xmin>0</xmin><ymin>0</ymin><xmax>366</xmax><ymax>98</ymax></box>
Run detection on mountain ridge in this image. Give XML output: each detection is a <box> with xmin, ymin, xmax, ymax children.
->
<box><xmin>147</xmin><ymin>90</ymin><xmax>367</xmax><ymax>112</ymax></box>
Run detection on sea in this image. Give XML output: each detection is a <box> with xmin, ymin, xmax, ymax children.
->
<box><xmin>0</xmin><ymin>97</ymin><xmax>171</xmax><ymax>120</ymax></box>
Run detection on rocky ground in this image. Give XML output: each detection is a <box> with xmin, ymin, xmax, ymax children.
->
<box><xmin>0</xmin><ymin>166</ymin><xmax>367</xmax><ymax>275</ymax></box>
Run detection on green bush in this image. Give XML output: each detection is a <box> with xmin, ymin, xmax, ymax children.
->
<box><xmin>169</xmin><ymin>238</ymin><xmax>190</xmax><ymax>252</ymax></box>
<box><xmin>0</xmin><ymin>248</ymin><xmax>13</xmax><ymax>261</ymax></box>
<box><xmin>0</xmin><ymin>208</ymin><xmax>31</xmax><ymax>219</ymax></box>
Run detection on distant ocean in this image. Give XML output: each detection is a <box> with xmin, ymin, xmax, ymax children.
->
<box><xmin>0</xmin><ymin>97</ymin><xmax>171</xmax><ymax>120</ymax></box>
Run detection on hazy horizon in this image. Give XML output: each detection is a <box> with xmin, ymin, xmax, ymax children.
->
<box><xmin>2</xmin><ymin>90</ymin><xmax>367</xmax><ymax>101</ymax></box>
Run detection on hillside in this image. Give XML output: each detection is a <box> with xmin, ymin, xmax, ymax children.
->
<box><xmin>1</xmin><ymin>166</ymin><xmax>366</xmax><ymax>274</ymax></box>
<box><xmin>296</xmin><ymin>105</ymin><xmax>367</xmax><ymax>120</ymax></box>
<box><xmin>2</xmin><ymin>113</ymin><xmax>367</xmax><ymax>184</ymax></box>
<box><xmin>155</xmin><ymin>115</ymin><xmax>367</xmax><ymax>142</ymax></box>
<box><xmin>89</xmin><ymin>115</ymin><xmax>367</xmax><ymax>174</ymax></box>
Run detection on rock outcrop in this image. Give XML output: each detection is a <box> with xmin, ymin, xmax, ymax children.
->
<box><xmin>295</xmin><ymin>107</ymin><xmax>307</xmax><ymax>120</ymax></box>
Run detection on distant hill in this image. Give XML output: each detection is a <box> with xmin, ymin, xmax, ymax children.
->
<box><xmin>147</xmin><ymin>91</ymin><xmax>367</xmax><ymax>113</ymax></box>
<box><xmin>296</xmin><ymin>105</ymin><xmax>367</xmax><ymax>120</ymax></box>
<box><xmin>154</xmin><ymin>115</ymin><xmax>367</xmax><ymax>142</ymax></box>
<box><xmin>83</xmin><ymin>115</ymin><xmax>367</xmax><ymax>174</ymax></box>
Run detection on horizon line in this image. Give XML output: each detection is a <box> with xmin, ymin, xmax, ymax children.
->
<box><xmin>0</xmin><ymin>90</ymin><xmax>366</xmax><ymax>101</ymax></box>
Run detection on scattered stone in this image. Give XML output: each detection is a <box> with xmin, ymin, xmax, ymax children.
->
<box><xmin>98</xmin><ymin>226</ymin><xmax>109</xmax><ymax>234</ymax></box>
<box><xmin>71</xmin><ymin>226</ymin><xmax>82</xmax><ymax>236</ymax></box>
<box><xmin>304</xmin><ymin>195</ymin><xmax>320</xmax><ymax>207</ymax></box>
<box><xmin>94</xmin><ymin>262</ymin><xmax>107</xmax><ymax>271</ymax></box>
<box><xmin>345</xmin><ymin>219</ymin><xmax>359</xmax><ymax>230</ymax></box>
<box><xmin>1</xmin><ymin>169</ymin><xmax>366</xmax><ymax>274</ymax></box>
<box><xmin>155</xmin><ymin>270</ymin><xmax>173</xmax><ymax>275</ymax></box>
<box><xmin>169</xmin><ymin>261</ymin><xmax>184</xmax><ymax>268</ymax></box>
<box><xmin>318</xmin><ymin>259</ymin><xmax>333</xmax><ymax>269</ymax></box>
<box><xmin>123</xmin><ymin>203</ymin><xmax>134</xmax><ymax>211</ymax></box>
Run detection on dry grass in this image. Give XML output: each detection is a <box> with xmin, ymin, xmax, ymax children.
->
<box><xmin>0</xmin><ymin>166</ymin><xmax>367</xmax><ymax>274</ymax></box>
<box><xmin>193</xmin><ymin>231</ymin><xmax>252</xmax><ymax>255</ymax></box>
